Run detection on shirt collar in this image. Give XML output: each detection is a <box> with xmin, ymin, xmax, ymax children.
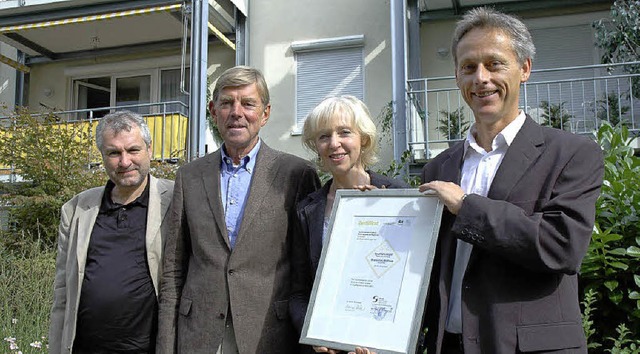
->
<box><xmin>221</xmin><ymin>139</ymin><xmax>261</xmax><ymax>173</ymax></box>
<box><xmin>102</xmin><ymin>175</ymin><xmax>150</xmax><ymax>210</ymax></box>
<box><xmin>464</xmin><ymin>110</ymin><xmax>526</xmax><ymax>155</ymax></box>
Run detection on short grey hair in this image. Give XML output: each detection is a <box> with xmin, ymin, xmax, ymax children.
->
<box><xmin>212</xmin><ymin>66</ymin><xmax>270</xmax><ymax>108</ymax></box>
<box><xmin>95</xmin><ymin>110</ymin><xmax>152</xmax><ymax>151</ymax></box>
<box><xmin>452</xmin><ymin>7</ymin><xmax>536</xmax><ymax>65</ymax></box>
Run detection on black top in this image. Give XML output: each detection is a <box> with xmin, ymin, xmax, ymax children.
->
<box><xmin>74</xmin><ymin>178</ymin><xmax>156</xmax><ymax>353</ymax></box>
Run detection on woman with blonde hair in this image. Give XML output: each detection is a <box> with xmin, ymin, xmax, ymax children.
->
<box><xmin>289</xmin><ymin>95</ymin><xmax>407</xmax><ymax>354</ymax></box>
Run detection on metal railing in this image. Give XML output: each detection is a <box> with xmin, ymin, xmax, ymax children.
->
<box><xmin>0</xmin><ymin>101</ymin><xmax>189</xmax><ymax>181</ymax></box>
<box><xmin>407</xmin><ymin>62</ymin><xmax>640</xmax><ymax>160</ymax></box>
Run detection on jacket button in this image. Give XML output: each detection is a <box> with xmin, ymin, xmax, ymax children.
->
<box><xmin>218</xmin><ymin>313</ymin><xmax>225</xmax><ymax>319</ymax></box>
<box><xmin>228</xmin><ymin>269</ymin><xmax>234</xmax><ymax>275</ymax></box>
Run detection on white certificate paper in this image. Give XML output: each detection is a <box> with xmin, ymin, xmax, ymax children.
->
<box><xmin>301</xmin><ymin>189</ymin><xmax>444</xmax><ymax>354</ymax></box>
<box><xmin>335</xmin><ymin>216</ymin><xmax>414</xmax><ymax>322</ymax></box>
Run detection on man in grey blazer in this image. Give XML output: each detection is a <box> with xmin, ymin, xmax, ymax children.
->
<box><xmin>157</xmin><ymin>66</ymin><xmax>320</xmax><ymax>353</ymax></box>
<box><xmin>49</xmin><ymin>111</ymin><xmax>174</xmax><ymax>354</ymax></box>
<box><xmin>419</xmin><ymin>8</ymin><xmax>603</xmax><ymax>354</ymax></box>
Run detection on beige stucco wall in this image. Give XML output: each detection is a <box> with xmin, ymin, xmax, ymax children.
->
<box><xmin>247</xmin><ymin>0</ymin><xmax>394</xmax><ymax>168</ymax></box>
<box><xmin>26</xmin><ymin>42</ymin><xmax>235</xmax><ymax>114</ymax></box>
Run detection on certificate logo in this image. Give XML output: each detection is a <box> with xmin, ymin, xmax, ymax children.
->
<box><xmin>366</xmin><ymin>240</ymin><xmax>400</xmax><ymax>278</ymax></box>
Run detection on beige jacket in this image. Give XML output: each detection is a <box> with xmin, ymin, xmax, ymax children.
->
<box><xmin>48</xmin><ymin>175</ymin><xmax>174</xmax><ymax>354</ymax></box>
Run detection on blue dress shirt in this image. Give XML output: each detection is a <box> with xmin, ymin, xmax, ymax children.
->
<box><xmin>220</xmin><ymin>140</ymin><xmax>261</xmax><ymax>249</ymax></box>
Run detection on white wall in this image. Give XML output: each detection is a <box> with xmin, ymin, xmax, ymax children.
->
<box><xmin>247</xmin><ymin>0</ymin><xmax>394</xmax><ymax>167</ymax></box>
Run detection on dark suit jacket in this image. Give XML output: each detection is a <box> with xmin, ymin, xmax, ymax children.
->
<box><xmin>289</xmin><ymin>171</ymin><xmax>410</xmax><ymax>334</ymax></box>
<box><xmin>421</xmin><ymin>116</ymin><xmax>603</xmax><ymax>354</ymax></box>
<box><xmin>157</xmin><ymin>142</ymin><xmax>320</xmax><ymax>354</ymax></box>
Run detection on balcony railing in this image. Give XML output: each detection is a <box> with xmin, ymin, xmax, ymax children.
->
<box><xmin>0</xmin><ymin>101</ymin><xmax>189</xmax><ymax>181</ymax></box>
<box><xmin>407</xmin><ymin>62</ymin><xmax>640</xmax><ymax>160</ymax></box>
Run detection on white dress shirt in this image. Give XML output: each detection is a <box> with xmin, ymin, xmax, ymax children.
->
<box><xmin>445</xmin><ymin>111</ymin><xmax>526</xmax><ymax>333</ymax></box>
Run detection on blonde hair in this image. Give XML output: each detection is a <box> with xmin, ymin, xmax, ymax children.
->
<box><xmin>302</xmin><ymin>95</ymin><xmax>378</xmax><ymax>170</ymax></box>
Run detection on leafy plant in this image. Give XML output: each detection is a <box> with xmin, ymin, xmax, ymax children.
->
<box><xmin>437</xmin><ymin>107</ymin><xmax>469</xmax><ymax>140</ymax></box>
<box><xmin>0</xmin><ymin>108</ymin><xmax>107</xmax><ymax>247</ymax></box>
<box><xmin>581</xmin><ymin>123</ymin><xmax>640</xmax><ymax>348</ymax></box>
<box><xmin>374</xmin><ymin>101</ymin><xmax>420</xmax><ymax>186</ymax></box>
<box><xmin>377</xmin><ymin>101</ymin><xmax>394</xmax><ymax>145</ymax></box>
<box><xmin>582</xmin><ymin>288</ymin><xmax>602</xmax><ymax>350</ymax></box>
<box><xmin>593</xmin><ymin>0</ymin><xmax>640</xmax><ymax>98</ymax></box>
<box><xmin>0</xmin><ymin>108</ymin><xmax>104</xmax><ymax>196</ymax></box>
<box><xmin>376</xmin><ymin>150</ymin><xmax>420</xmax><ymax>187</ymax></box>
<box><xmin>597</xmin><ymin>93</ymin><xmax>631</xmax><ymax>127</ymax></box>
<box><xmin>604</xmin><ymin>324</ymin><xmax>640</xmax><ymax>354</ymax></box>
<box><xmin>539</xmin><ymin>101</ymin><xmax>573</xmax><ymax>130</ymax></box>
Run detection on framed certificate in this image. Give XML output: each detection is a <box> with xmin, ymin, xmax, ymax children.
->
<box><xmin>300</xmin><ymin>189</ymin><xmax>444</xmax><ymax>354</ymax></box>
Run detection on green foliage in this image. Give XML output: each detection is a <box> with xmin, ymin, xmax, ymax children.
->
<box><xmin>374</xmin><ymin>101</ymin><xmax>420</xmax><ymax>186</ymax></box>
<box><xmin>582</xmin><ymin>288</ymin><xmax>602</xmax><ymax>350</ymax></box>
<box><xmin>605</xmin><ymin>324</ymin><xmax>640</xmax><ymax>354</ymax></box>
<box><xmin>0</xmin><ymin>108</ymin><xmax>107</xmax><ymax>248</ymax></box>
<box><xmin>581</xmin><ymin>123</ymin><xmax>640</xmax><ymax>349</ymax></box>
<box><xmin>376</xmin><ymin>150</ymin><xmax>421</xmax><ymax>187</ymax></box>
<box><xmin>597</xmin><ymin>92</ymin><xmax>631</xmax><ymax>127</ymax></box>
<box><xmin>150</xmin><ymin>159</ymin><xmax>183</xmax><ymax>181</ymax></box>
<box><xmin>0</xmin><ymin>108</ymin><xmax>105</xmax><ymax>196</ymax></box>
<box><xmin>1</xmin><ymin>194</ymin><xmax>66</xmax><ymax>251</ymax></box>
<box><xmin>593</xmin><ymin>0</ymin><xmax>640</xmax><ymax>98</ymax></box>
<box><xmin>437</xmin><ymin>107</ymin><xmax>469</xmax><ymax>140</ymax></box>
<box><xmin>539</xmin><ymin>100</ymin><xmax>572</xmax><ymax>130</ymax></box>
<box><xmin>377</xmin><ymin>101</ymin><xmax>394</xmax><ymax>145</ymax></box>
<box><xmin>0</xmin><ymin>241</ymin><xmax>54</xmax><ymax>353</ymax></box>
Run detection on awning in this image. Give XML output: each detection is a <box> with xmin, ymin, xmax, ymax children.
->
<box><xmin>0</xmin><ymin>4</ymin><xmax>182</xmax><ymax>33</ymax></box>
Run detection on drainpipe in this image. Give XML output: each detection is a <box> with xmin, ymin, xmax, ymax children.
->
<box><xmin>390</xmin><ymin>0</ymin><xmax>408</xmax><ymax>167</ymax></box>
<box><xmin>189</xmin><ymin>0</ymin><xmax>209</xmax><ymax>160</ymax></box>
<box><xmin>15</xmin><ymin>50</ymin><xmax>25</xmax><ymax>108</ymax></box>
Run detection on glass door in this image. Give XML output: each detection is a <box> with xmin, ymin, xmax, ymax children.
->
<box><xmin>115</xmin><ymin>75</ymin><xmax>151</xmax><ymax>114</ymax></box>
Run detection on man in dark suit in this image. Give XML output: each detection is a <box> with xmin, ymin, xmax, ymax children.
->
<box><xmin>157</xmin><ymin>66</ymin><xmax>320</xmax><ymax>353</ymax></box>
<box><xmin>419</xmin><ymin>7</ymin><xmax>604</xmax><ymax>354</ymax></box>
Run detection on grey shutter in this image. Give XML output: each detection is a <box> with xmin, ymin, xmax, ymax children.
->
<box><xmin>295</xmin><ymin>46</ymin><xmax>364</xmax><ymax>130</ymax></box>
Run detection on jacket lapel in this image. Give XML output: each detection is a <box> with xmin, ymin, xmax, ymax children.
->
<box><xmin>235</xmin><ymin>143</ymin><xmax>278</xmax><ymax>248</ymax></box>
<box><xmin>75</xmin><ymin>190</ymin><xmax>102</xmax><ymax>287</ymax></box>
<box><xmin>145</xmin><ymin>176</ymin><xmax>167</xmax><ymax>251</ymax></box>
<box><xmin>441</xmin><ymin>143</ymin><xmax>465</xmax><ymax>184</ymax></box>
<box><xmin>305</xmin><ymin>184</ymin><xmax>331</xmax><ymax>272</ymax></box>
<box><xmin>145</xmin><ymin>175</ymin><xmax>172</xmax><ymax>293</ymax></box>
<box><xmin>201</xmin><ymin>151</ymin><xmax>230</xmax><ymax>248</ymax></box>
<box><xmin>488</xmin><ymin>116</ymin><xmax>544</xmax><ymax>200</ymax></box>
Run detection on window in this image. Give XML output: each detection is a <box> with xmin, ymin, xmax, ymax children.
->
<box><xmin>160</xmin><ymin>68</ymin><xmax>189</xmax><ymax>115</ymax></box>
<box><xmin>292</xmin><ymin>35</ymin><xmax>365</xmax><ymax>133</ymax></box>
<box><xmin>71</xmin><ymin>66</ymin><xmax>189</xmax><ymax>118</ymax></box>
<box><xmin>75</xmin><ymin>76</ymin><xmax>111</xmax><ymax>119</ymax></box>
<box><xmin>116</xmin><ymin>75</ymin><xmax>151</xmax><ymax>114</ymax></box>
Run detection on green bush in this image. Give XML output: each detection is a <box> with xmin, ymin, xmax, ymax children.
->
<box><xmin>539</xmin><ymin>100</ymin><xmax>572</xmax><ymax>130</ymax></box>
<box><xmin>437</xmin><ymin>107</ymin><xmax>470</xmax><ymax>140</ymax></box>
<box><xmin>0</xmin><ymin>108</ymin><xmax>104</xmax><ymax>196</ymax></box>
<box><xmin>581</xmin><ymin>123</ymin><xmax>640</xmax><ymax>351</ymax></box>
<box><xmin>0</xmin><ymin>108</ymin><xmax>107</xmax><ymax>250</ymax></box>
